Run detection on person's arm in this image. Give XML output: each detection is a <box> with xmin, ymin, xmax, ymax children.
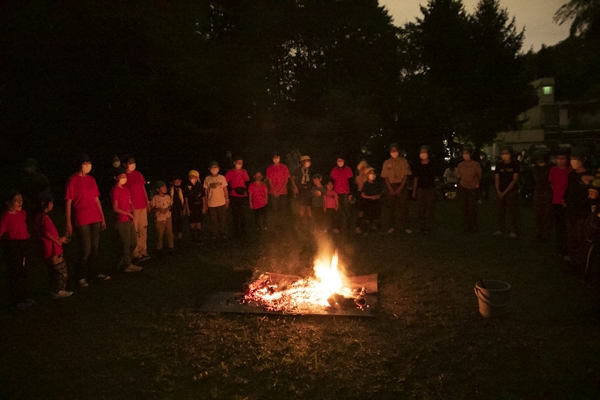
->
<box><xmin>291</xmin><ymin>175</ymin><xmax>299</xmax><ymax>195</ymax></box>
<box><xmin>384</xmin><ymin>176</ymin><xmax>394</xmax><ymax>195</ymax></box>
<box><xmin>113</xmin><ymin>198</ymin><xmax>133</xmax><ymax>219</ymax></box>
<box><xmin>248</xmin><ymin>187</ymin><xmax>253</xmax><ymax>207</ymax></box>
<box><xmin>65</xmin><ymin>199</ymin><xmax>73</xmax><ymax>236</ymax></box>
<box><xmin>42</xmin><ymin>217</ymin><xmax>67</xmax><ymax>246</ymax></box>
<box><xmin>224</xmin><ymin>184</ymin><xmax>230</xmax><ymax>209</ymax></box>
<box><xmin>94</xmin><ymin>197</ymin><xmax>106</xmax><ymax>230</ymax></box>
<box><xmin>475</xmin><ymin>164</ymin><xmax>482</xmax><ymax>182</ymax></box>
<box><xmin>502</xmin><ymin>173</ymin><xmax>519</xmax><ymax>196</ymax></box>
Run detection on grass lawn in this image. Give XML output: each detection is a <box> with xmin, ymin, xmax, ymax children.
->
<box><xmin>1</xmin><ymin>199</ymin><xmax>600</xmax><ymax>399</ymax></box>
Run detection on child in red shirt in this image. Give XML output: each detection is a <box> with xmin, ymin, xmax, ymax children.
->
<box><xmin>248</xmin><ymin>171</ymin><xmax>269</xmax><ymax>233</ymax></box>
<box><xmin>0</xmin><ymin>190</ymin><xmax>33</xmax><ymax>310</ymax></box>
<box><xmin>111</xmin><ymin>168</ymin><xmax>142</xmax><ymax>273</ymax></box>
<box><xmin>34</xmin><ymin>192</ymin><xmax>73</xmax><ymax>299</ymax></box>
<box><xmin>324</xmin><ymin>181</ymin><xmax>339</xmax><ymax>233</ymax></box>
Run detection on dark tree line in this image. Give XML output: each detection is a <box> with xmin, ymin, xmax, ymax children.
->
<box><xmin>0</xmin><ymin>0</ymin><xmax>538</xmax><ymax>190</ymax></box>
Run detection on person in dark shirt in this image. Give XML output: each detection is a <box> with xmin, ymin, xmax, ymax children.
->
<box><xmin>184</xmin><ymin>170</ymin><xmax>206</xmax><ymax>244</ymax></box>
<box><xmin>563</xmin><ymin>147</ymin><xmax>595</xmax><ymax>271</ymax></box>
<box><xmin>19</xmin><ymin>158</ymin><xmax>50</xmax><ymax>212</ymax></box>
<box><xmin>494</xmin><ymin>147</ymin><xmax>520</xmax><ymax>238</ymax></box>
<box><xmin>532</xmin><ymin>151</ymin><xmax>554</xmax><ymax>241</ymax></box>
<box><xmin>169</xmin><ymin>175</ymin><xmax>185</xmax><ymax>241</ymax></box>
<box><xmin>360</xmin><ymin>168</ymin><xmax>383</xmax><ymax>232</ymax></box>
<box><xmin>412</xmin><ymin>146</ymin><xmax>436</xmax><ymax>233</ymax></box>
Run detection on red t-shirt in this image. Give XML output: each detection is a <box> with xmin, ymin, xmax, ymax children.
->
<box><xmin>111</xmin><ymin>185</ymin><xmax>133</xmax><ymax>223</ymax></box>
<box><xmin>65</xmin><ymin>173</ymin><xmax>103</xmax><ymax>226</ymax></box>
<box><xmin>325</xmin><ymin>189</ymin><xmax>339</xmax><ymax>209</ymax></box>
<box><xmin>124</xmin><ymin>170</ymin><xmax>147</xmax><ymax>210</ymax></box>
<box><xmin>36</xmin><ymin>213</ymin><xmax>61</xmax><ymax>258</ymax></box>
<box><xmin>330</xmin><ymin>166</ymin><xmax>353</xmax><ymax>194</ymax></box>
<box><xmin>0</xmin><ymin>210</ymin><xmax>29</xmax><ymax>240</ymax></box>
<box><xmin>266</xmin><ymin>164</ymin><xmax>290</xmax><ymax>195</ymax></box>
<box><xmin>248</xmin><ymin>182</ymin><xmax>268</xmax><ymax>209</ymax></box>
<box><xmin>549</xmin><ymin>166</ymin><xmax>573</xmax><ymax>205</ymax></box>
<box><xmin>225</xmin><ymin>169</ymin><xmax>250</xmax><ymax>197</ymax></box>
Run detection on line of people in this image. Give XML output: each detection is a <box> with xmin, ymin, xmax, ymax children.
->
<box><xmin>2</xmin><ymin>143</ymin><xmax>598</xmax><ymax>311</ymax></box>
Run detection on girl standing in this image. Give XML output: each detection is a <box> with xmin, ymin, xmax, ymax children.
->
<box><xmin>0</xmin><ymin>190</ymin><xmax>33</xmax><ymax>309</ymax></box>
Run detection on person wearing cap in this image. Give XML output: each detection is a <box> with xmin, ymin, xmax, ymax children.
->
<box><xmin>184</xmin><ymin>169</ymin><xmax>206</xmax><ymax>244</ymax></box>
<box><xmin>266</xmin><ymin>152</ymin><xmax>291</xmax><ymax>230</ymax></box>
<box><xmin>65</xmin><ymin>153</ymin><xmax>110</xmax><ymax>287</ymax></box>
<box><xmin>381</xmin><ymin>143</ymin><xmax>412</xmax><ymax>234</ymax></box>
<box><xmin>225</xmin><ymin>155</ymin><xmax>250</xmax><ymax>236</ymax></box>
<box><xmin>34</xmin><ymin>192</ymin><xmax>73</xmax><ymax>298</ymax></box>
<box><xmin>412</xmin><ymin>146</ymin><xmax>436</xmax><ymax>233</ymax></box>
<box><xmin>359</xmin><ymin>167</ymin><xmax>383</xmax><ymax>232</ymax></box>
<box><xmin>563</xmin><ymin>146</ymin><xmax>595</xmax><ymax>270</ymax></box>
<box><xmin>330</xmin><ymin>154</ymin><xmax>354</xmax><ymax>233</ymax></box>
<box><xmin>151</xmin><ymin>181</ymin><xmax>174</xmax><ymax>255</ymax></box>
<box><xmin>494</xmin><ymin>147</ymin><xmax>520</xmax><ymax>238</ymax></box>
<box><xmin>532</xmin><ymin>151</ymin><xmax>555</xmax><ymax>241</ymax></box>
<box><xmin>292</xmin><ymin>155</ymin><xmax>315</xmax><ymax>230</ymax></box>
<box><xmin>121</xmin><ymin>155</ymin><xmax>151</xmax><ymax>263</ymax></box>
<box><xmin>110</xmin><ymin>168</ymin><xmax>142</xmax><ymax>273</ymax></box>
<box><xmin>457</xmin><ymin>148</ymin><xmax>482</xmax><ymax>233</ymax></box>
<box><xmin>204</xmin><ymin>161</ymin><xmax>229</xmax><ymax>239</ymax></box>
<box><xmin>169</xmin><ymin>175</ymin><xmax>185</xmax><ymax>241</ymax></box>
<box><xmin>549</xmin><ymin>148</ymin><xmax>572</xmax><ymax>259</ymax></box>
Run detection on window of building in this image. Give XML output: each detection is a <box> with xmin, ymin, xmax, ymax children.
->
<box><xmin>543</xmin><ymin>86</ymin><xmax>553</xmax><ymax>95</ymax></box>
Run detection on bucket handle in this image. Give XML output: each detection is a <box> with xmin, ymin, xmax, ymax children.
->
<box><xmin>474</xmin><ymin>287</ymin><xmax>510</xmax><ymax>308</ymax></box>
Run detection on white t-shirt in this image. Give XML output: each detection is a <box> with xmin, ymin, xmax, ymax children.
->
<box><xmin>443</xmin><ymin>168</ymin><xmax>459</xmax><ymax>183</ymax></box>
<box><xmin>151</xmin><ymin>194</ymin><xmax>172</xmax><ymax>221</ymax></box>
<box><xmin>203</xmin><ymin>175</ymin><xmax>228</xmax><ymax>207</ymax></box>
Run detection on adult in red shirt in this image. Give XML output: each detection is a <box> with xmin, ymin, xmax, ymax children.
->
<box><xmin>121</xmin><ymin>154</ymin><xmax>151</xmax><ymax>262</ymax></box>
<box><xmin>225</xmin><ymin>155</ymin><xmax>250</xmax><ymax>236</ymax></box>
<box><xmin>548</xmin><ymin>148</ymin><xmax>572</xmax><ymax>259</ymax></box>
<box><xmin>329</xmin><ymin>155</ymin><xmax>354</xmax><ymax>232</ymax></box>
<box><xmin>65</xmin><ymin>153</ymin><xmax>110</xmax><ymax>288</ymax></box>
<box><xmin>266</xmin><ymin>151</ymin><xmax>290</xmax><ymax>230</ymax></box>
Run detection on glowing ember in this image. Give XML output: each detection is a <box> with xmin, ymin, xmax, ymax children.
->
<box><xmin>242</xmin><ymin>251</ymin><xmax>367</xmax><ymax>312</ymax></box>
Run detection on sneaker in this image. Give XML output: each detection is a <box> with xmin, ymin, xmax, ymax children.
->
<box><xmin>96</xmin><ymin>274</ymin><xmax>111</xmax><ymax>281</ymax></box>
<box><xmin>493</xmin><ymin>231</ymin><xmax>503</xmax><ymax>236</ymax></box>
<box><xmin>387</xmin><ymin>228</ymin><xmax>395</xmax><ymax>234</ymax></box>
<box><xmin>124</xmin><ymin>264</ymin><xmax>143</xmax><ymax>273</ymax></box>
<box><xmin>355</xmin><ymin>227</ymin><xmax>362</xmax><ymax>234</ymax></box>
<box><xmin>405</xmin><ymin>228</ymin><xmax>412</xmax><ymax>234</ymax></box>
<box><xmin>79</xmin><ymin>278</ymin><xmax>89</xmax><ymax>288</ymax></box>
<box><xmin>509</xmin><ymin>232</ymin><xmax>518</xmax><ymax>239</ymax></box>
<box><xmin>53</xmin><ymin>290</ymin><xmax>73</xmax><ymax>299</ymax></box>
<box><xmin>138</xmin><ymin>255</ymin><xmax>151</xmax><ymax>262</ymax></box>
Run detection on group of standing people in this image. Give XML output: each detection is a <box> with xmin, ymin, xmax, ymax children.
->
<box><xmin>1</xmin><ymin>143</ymin><xmax>599</xmax><ymax>311</ymax></box>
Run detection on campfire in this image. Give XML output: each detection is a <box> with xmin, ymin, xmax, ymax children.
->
<box><xmin>241</xmin><ymin>251</ymin><xmax>369</xmax><ymax>313</ymax></box>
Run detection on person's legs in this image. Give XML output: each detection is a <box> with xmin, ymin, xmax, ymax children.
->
<box><xmin>554</xmin><ymin>204</ymin><xmax>567</xmax><ymax>256</ymax></box>
<box><xmin>166</xmin><ymin>217</ymin><xmax>174</xmax><ymax>248</ymax></box>
<box><xmin>116</xmin><ymin>222</ymin><xmax>133</xmax><ymax>266</ymax></box>
<box><xmin>506</xmin><ymin>191</ymin><xmax>521</xmax><ymax>234</ymax></box>
<box><xmin>398</xmin><ymin>188</ymin><xmax>410</xmax><ymax>230</ymax></box>
<box><xmin>338</xmin><ymin>194</ymin><xmax>350</xmax><ymax>231</ymax></box>
<box><xmin>47</xmin><ymin>256</ymin><xmax>68</xmax><ymax>294</ymax></box>
<box><xmin>230</xmin><ymin>197</ymin><xmax>243</xmax><ymax>234</ymax></box>
<box><xmin>425</xmin><ymin>187</ymin><xmax>435</xmax><ymax>231</ymax></box>
<box><xmin>77</xmin><ymin>224</ymin><xmax>92</xmax><ymax>280</ymax></box>
<box><xmin>128</xmin><ymin>222</ymin><xmax>137</xmax><ymax>262</ymax></box>
<box><xmin>156</xmin><ymin>221</ymin><xmax>166</xmax><ymax>250</ymax></box>
<box><xmin>88</xmin><ymin>221</ymin><xmax>101</xmax><ymax>277</ymax></box>
<box><xmin>496</xmin><ymin>196</ymin><xmax>507</xmax><ymax>233</ymax></box>
<box><xmin>208</xmin><ymin>207</ymin><xmax>219</xmax><ymax>237</ymax></box>
<box><xmin>3</xmin><ymin>240</ymin><xmax>28</xmax><ymax>305</ymax></box>
<box><xmin>467</xmin><ymin>189</ymin><xmax>479</xmax><ymax>232</ymax></box>
<box><xmin>137</xmin><ymin>208</ymin><xmax>148</xmax><ymax>256</ymax></box>
<box><xmin>416</xmin><ymin>188</ymin><xmax>425</xmax><ymax>230</ymax></box>
<box><xmin>217</xmin><ymin>205</ymin><xmax>227</xmax><ymax>236</ymax></box>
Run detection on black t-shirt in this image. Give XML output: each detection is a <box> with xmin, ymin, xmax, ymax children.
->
<box><xmin>533</xmin><ymin>163</ymin><xmax>554</xmax><ymax>193</ymax></box>
<box><xmin>564</xmin><ymin>169</ymin><xmax>592</xmax><ymax>218</ymax></box>
<box><xmin>495</xmin><ymin>161</ymin><xmax>520</xmax><ymax>192</ymax></box>
<box><xmin>184</xmin><ymin>181</ymin><xmax>204</xmax><ymax>206</ymax></box>
<box><xmin>412</xmin><ymin>161</ymin><xmax>436</xmax><ymax>189</ymax></box>
<box><xmin>362</xmin><ymin>180</ymin><xmax>382</xmax><ymax>197</ymax></box>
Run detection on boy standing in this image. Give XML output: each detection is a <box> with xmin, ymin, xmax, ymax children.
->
<box><xmin>324</xmin><ymin>180</ymin><xmax>339</xmax><ymax>233</ymax></box>
<box><xmin>248</xmin><ymin>171</ymin><xmax>269</xmax><ymax>233</ymax></box>
<box><xmin>266</xmin><ymin>152</ymin><xmax>290</xmax><ymax>230</ymax></box>
<box><xmin>494</xmin><ymin>147</ymin><xmax>520</xmax><ymax>238</ymax></box>
<box><xmin>122</xmin><ymin>155</ymin><xmax>151</xmax><ymax>262</ymax></box>
<box><xmin>225</xmin><ymin>156</ymin><xmax>250</xmax><ymax>236</ymax></box>
<box><xmin>381</xmin><ymin>143</ymin><xmax>412</xmax><ymax>234</ymax></box>
<box><xmin>548</xmin><ymin>149</ymin><xmax>572</xmax><ymax>259</ymax></box>
<box><xmin>151</xmin><ymin>181</ymin><xmax>174</xmax><ymax>255</ymax></box>
<box><xmin>169</xmin><ymin>175</ymin><xmax>185</xmax><ymax>241</ymax></box>
<box><xmin>330</xmin><ymin>155</ymin><xmax>354</xmax><ymax>233</ymax></box>
<box><xmin>204</xmin><ymin>162</ymin><xmax>229</xmax><ymax>239</ymax></box>
<box><xmin>311</xmin><ymin>174</ymin><xmax>326</xmax><ymax>232</ymax></box>
<box><xmin>184</xmin><ymin>170</ymin><xmax>206</xmax><ymax>244</ymax></box>
<box><xmin>360</xmin><ymin>168</ymin><xmax>383</xmax><ymax>232</ymax></box>
<box><xmin>457</xmin><ymin>149</ymin><xmax>482</xmax><ymax>233</ymax></box>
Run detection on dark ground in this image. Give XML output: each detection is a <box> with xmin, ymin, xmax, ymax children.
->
<box><xmin>1</xmin><ymin>198</ymin><xmax>600</xmax><ymax>399</ymax></box>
